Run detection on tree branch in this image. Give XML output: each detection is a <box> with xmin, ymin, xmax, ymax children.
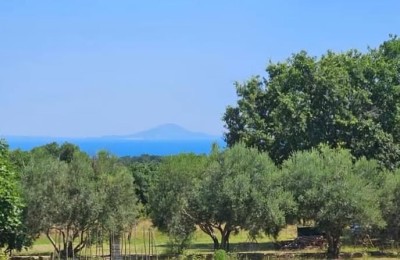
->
<box><xmin>74</xmin><ymin>230</ymin><xmax>87</xmax><ymax>252</ymax></box>
<box><xmin>46</xmin><ymin>229</ymin><xmax>60</xmax><ymax>254</ymax></box>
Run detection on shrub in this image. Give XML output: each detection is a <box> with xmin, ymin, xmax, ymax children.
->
<box><xmin>214</xmin><ymin>249</ymin><xmax>227</xmax><ymax>260</ymax></box>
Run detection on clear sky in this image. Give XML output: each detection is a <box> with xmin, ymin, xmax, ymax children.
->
<box><xmin>1</xmin><ymin>1</ymin><xmax>399</xmax><ymax>137</ymax></box>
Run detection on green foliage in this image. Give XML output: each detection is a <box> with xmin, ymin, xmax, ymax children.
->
<box><xmin>195</xmin><ymin>144</ymin><xmax>294</xmax><ymax>243</ymax></box>
<box><xmin>120</xmin><ymin>155</ymin><xmax>161</xmax><ymax>210</ymax></box>
<box><xmin>21</xmin><ymin>147</ymin><xmax>140</xmax><ymax>256</ymax></box>
<box><xmin>223</xmin><ymin>36</ymin><xmax>400</xmax><ymax>168</ymax></box>
<box><xmin>149</xmin><ymin>153</ymin><xmax>205</xmax><ymax>252</ymax></box>
<box><xmin>378</xmin><ymin>168</ymin><xmax>400</xmax><ymax>242</ymax></box>
<box><xmin>149</xmin><ymin>144</ymin><xmax>294</xmax><ymax>252</ymax></box>
<box><xmin>92</xmin><ymin>151</ymin><xmax>141</xmax><ymax>232</ymax></box>
<box><xmin>30</xmin><ymin>142</ymin><xmax>79</xmax><ymax>163</ymax></box>
<box><xmin>214</xmin><ymin>249</ymin><xmax>227</xmax><ymax>260</ymax></box>
<box><xmin>282</xmin><ymin>145</ymin><xmax>384</xmax><ymax>258</ymax></box>
<box><xmin>164</xmin><ymin>211</ymin><xmax>195</xmax><ymax>254</ymax></box>
<box><xmin>9</xmin><ymin>149</ymin><xmax>30</xmax><ymax>172</ymax></box>
<box><xmin>0</xmin><ymin>140</ymin><xmax>31</xmax><ymax>252</ymax></box>
<box><xmin>6</xmin><ymin>139</ymin><xmax>400</xmax><ymax>258</ymax></box>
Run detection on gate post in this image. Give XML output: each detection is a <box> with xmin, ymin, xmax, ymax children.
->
<box><xmin>110</xmin><ymin>233</ymin><xmax>122</xmax><ymax>260</ymax></box>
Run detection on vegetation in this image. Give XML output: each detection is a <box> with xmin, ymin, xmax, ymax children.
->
<box><xmin>379</xmin><ymin>168</ymin><xmax>400</xmax><ymax>242</ymax></box>
<box><xmin>120</xmin><ymin>155</ymin><xmax>161</xmax><ymax>209</ymax></box>
<box><xmin>2</xmin><ymin>37</ymin><xmax>400</xmax><ymax>259</ymax></box>
<box><xmin>214</xmin><ymin>249</ymin><xmax>227</xmax><ymax>260</ymax></box>
<box><xmin>282</xmin><ymin>146</ymin><xmax>384</xmax><ymax>258</ymax></box>
<box><xmin>149</xmin><ymin>153</ymin><xmax>206</xmax><ymax>253</ymax></box>
<box><xmin>223</xmin><ymin>36</ymin><xmax>400</xmax><ymax>169</ymax></box>
<box><xmin>19</xmin><ymin>145</ymin><xmax>141</xmax><ymax>257</ymax></box>
<box><xmin>193</xmin><ymin>144</ymin><xmax>293</xmax><ymax>250</ymax></box>
<box><xmin>149</xmin><ymin>144</ymin><xmax>295</xmax><ymax>252</ymax></box>
<box><xmin>0</xmin><ymin>140</ymin><xmax>31</xmax><ymax>253</ymax></box>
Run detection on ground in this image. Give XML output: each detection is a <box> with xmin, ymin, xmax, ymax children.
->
<box><xmin>7</xmin><ymin>220</ymin><xmax>395</xmax><ymax>258</ymax></box>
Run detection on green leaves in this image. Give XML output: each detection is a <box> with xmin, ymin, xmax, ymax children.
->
<box><xmin>0</xmin><ymin>140</ymin><xmax>28</xmax><ymax>252</ymax></box>
<box><xmin>224</xmin><ymin>37</ymin><xmax>400</xmax><ymax>168</ymax></box>
<box><xmin>149</xmin><ymin>144</ymin><xmax>295</xmax><ymax>251</ymax></box>
<box><xmin>92</xmin><ymin>151</ymin><xmax>140</xmax><ymax>232</ymax></box>
<box><xmin>149</xmin><ymin>154</ymin><xmax>205</xmax><ymax>253</ymax></box>
<box><xmin>377</xmin><ymin>168</ymin><xmax>400</xmax><ymax>241</ymax></box>
<box><xmin>282</xmin><ymin>146</ymin><xmax>384</xmax><ymax>258</ymax></box>
<box><xmin>201</xmin><ymin>144</ymin><xmax>291</xmax><ymax>238</ymax></box>
<box><xmin>21</xmin><ymin>147</ymin><xmax>141</xmax><ymax>254</ymax></box>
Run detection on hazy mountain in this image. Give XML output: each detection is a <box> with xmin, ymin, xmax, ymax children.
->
<box><xmin>2</xmin><ymin>124</ymin><xmax>224</xmax><ymax>155</ymax></box>
<box><xmin>119</xmin><ymin>123</ymin><xmax>220</xmax><ymax>140</ymax></box>
<box><xmin>2</xmin><ymin>124</ymin><xmax>221</xmax><ymax>141</ymax></box>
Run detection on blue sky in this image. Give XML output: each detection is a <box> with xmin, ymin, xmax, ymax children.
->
<box><xmin>1</xmin><ymin>1</ymin><xmax>399</xmax><ymax>137</ymax></box>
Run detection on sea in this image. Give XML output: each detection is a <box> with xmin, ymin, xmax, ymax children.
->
<box><xmin>4</xmin><ymin>137</ymin><xmax>226</xmax><ymax>157</ymax></box>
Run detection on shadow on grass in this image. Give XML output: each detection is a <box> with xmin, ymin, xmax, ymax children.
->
<box><xmin>157</xmin><ymin>241</ymin><xmax>277</xmax><ymax>253</ymax></box>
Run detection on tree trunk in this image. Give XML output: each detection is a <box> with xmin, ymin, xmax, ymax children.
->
<box><xmin>212</xmin><ymin>235</ymin><xmax>220</xmax><ymax>250</ymax></box>
<box><xmin>326</xmin><ymin>234</ymin><xmax>340</xmax><ymax>259</ymax></box>
<box><xmin>220</xmin><ymin>230</ymin><xmax>231</xmax><ymax>251</ymax></box>
<box><xmin>198</xmin><ymin>224</ymin><xmax>220</xmax><ymax>250</ymax></box>
<box><xmin>59</xmin><ymin>241</ymin><xmax>85</xmax><ymax>258</ymax></box>
<box><xmin>60</xmin><ymin>241</ymin><xmax>74</xmax><ymax>258</ymax></box>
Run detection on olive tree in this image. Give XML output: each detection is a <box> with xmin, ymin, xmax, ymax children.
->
<box><xmin>282</xmin><ymin>146</ymin><xmax>384</xmax><ymax>258</ymax></box>
<box><xmin>378</xmin><ymin>168</ymin><xmax>400</xmax><ymax>243</ymax></box>
<box><xmin>149</xmin><ymin>144</ymin><xmax>295</xmax><ymax>252</ymax></box>
<box><xmin>21</xmin><ymin>148</ymin><xmax>140</xmax><ymax>256</ymax></box>
<box><xmin>149</xmin><ymin>153</ymin><xmax>206</xmax><ymax>253</ymax></box>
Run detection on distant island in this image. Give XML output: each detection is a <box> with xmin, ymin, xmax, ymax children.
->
<box><xmin>104</xmin><ymin>123</ymin><xmax>220</xmax><ymax>140</ymax></box>
<box><xmin>2</xmin><ymin>124</ymin><xmax>225</xmax><ymax>156</ymax></box>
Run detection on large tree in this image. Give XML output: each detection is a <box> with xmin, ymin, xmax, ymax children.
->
<box><xmin>223</xmin><ymin>36</ymin><xmax>400</xmax><ymax>168</ymax></box>
<box><xmin>149</xmin><ymin>144</ymin><xmax>294</xmax><ymax>252</ymax></box>
<box><xmin>282</xmin><ymin>146</ymin><xmax>384</xmax><ymax>259</ymax></box>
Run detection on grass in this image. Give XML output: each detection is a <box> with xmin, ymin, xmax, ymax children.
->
<box><xmin>15</xmin><ymin>221</ymin><xmax>398</xmax><ymax>258</ymax></box>
<box><xmin>15</xmin><ymin>220</ymin><xmax>297</xmax><ymax>256</ymax></box>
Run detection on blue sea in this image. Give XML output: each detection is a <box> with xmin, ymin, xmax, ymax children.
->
<box><xmin>5</xmin><ymin>137</ymin><xmax>226</xmax><ymax>156</ymax></box>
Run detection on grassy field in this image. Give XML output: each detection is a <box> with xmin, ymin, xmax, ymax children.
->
<box><xmin>16</xmin><ymin>220</ymin><xmax>298</xmax><ymax>256</ymax></box>
<box><xmin>14</xmin><ymin>220</ymin><xmax>396</xmax><ymax>258</ymax></box>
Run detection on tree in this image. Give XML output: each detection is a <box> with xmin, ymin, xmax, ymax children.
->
<box><xmin>21</xmin><ymin>149</ymin><xmax>140</xmax><ymax>256</ymax></box>
<box><xmin>9</xmin><ymin>149</ymin><xmax>30</xmax><ymax>173</ymax></box>
<box><xmin>0</xmin><ymin>140</ymin><xmax>31</xmax><ymax>253</ymax></box>
<box><xmin>149</xmin><ymin>153</ymin><xmax>206</xmax><ymax>253</ymax></box>
<box><xmin>282</xmin><ymin>146</ymin><xmax>384</xmax><ymax>258</ymax></box>
<box><xmin>378</xmin><ymin>168</ymin><xmax>400</xmax><ymax>243</ymax></box>
<box><xmin>92</xmin><ymin>151</ymin><xmax>141</xmax><ymax>233</ymax></box>
<box><xmin>223</xmin><ymin>36</ymin><xmax>400</xmax><ymax>168</ymax></box>
<box><xmin>190</xmin><ymin>144</ymin><xmax>294</xmax><ymax>251</ymax></box>
<box><xmin>22</xmin><ymin>150</ymin><xmax>96</xmax><ymax>256</ymax></box>
<box><xmin>30</xmin><ymin>142</ymin><xmax>80</xmax><ymax>163</ymax></box>
<box><xmin>120</xmin><ymin>155</ymin><xmax>161</xmax><ymax>209</ymax></box>
<box><xmin>91</xmin><ymin>151</ymin><xmax>141</xmax><ymax>259</ymax></box>
<box><xmin>149</xmin><ymin>144</ymin><xmax>295</xmax><ymax>252</ymax></box>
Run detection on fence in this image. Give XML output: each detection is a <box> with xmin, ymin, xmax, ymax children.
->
<box><xmin>50</xmin><ymin>227</ymin><xmax>158</xmax><ymax>260</ymax></box>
